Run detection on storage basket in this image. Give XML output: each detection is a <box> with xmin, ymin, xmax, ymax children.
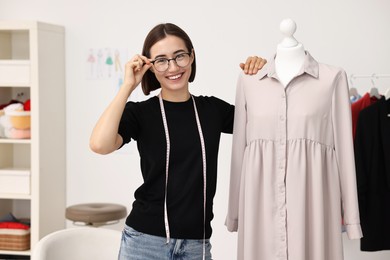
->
<box><xmin>0</xmin><ymin>228</ymin><xmax>30</xmax><ymax>251</ymax></box>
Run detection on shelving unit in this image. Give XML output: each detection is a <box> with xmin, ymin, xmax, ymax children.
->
<box><xmin>0</xmin><ymin>21</ymin><xmax>66</xmax><ymax>258</ymax></box>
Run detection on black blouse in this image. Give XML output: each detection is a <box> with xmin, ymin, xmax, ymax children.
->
<box><xmin>118</xmin><ymin>95</ymin><xmax>234</xmax><ymax>239</ymax></box>
<box><xmin>355</xmin><ymin>97</ymin><xmax>390</xmax><ymax>251</ymax></box>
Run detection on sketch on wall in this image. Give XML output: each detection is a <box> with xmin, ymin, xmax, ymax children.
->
<box><xmin>86</xmin><ymin>47</ymin><xmax>159</xmax><ymax>100</ymax></box>
<box><xmin>86</xmin><ymin>48</ymin><xmax>159</xmax><ymax>155</ymax></box>
<box><xmin>86</xmin><ymin>48</ymin><xmax>126</xmax><ymax>81</ymax></box>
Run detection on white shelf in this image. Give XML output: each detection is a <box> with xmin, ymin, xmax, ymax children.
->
<box><xmin>0</xmin><ymin>193</ymin><xmax>31</xmax><ymax>199</ymax></box>
<box><xmin>0</xmin><ymin>20</ymin><xmax>66</xmax><ymax>257</ymax></box>
<box><xmin>0</xmin><ymin>249</ymin><xmax>30</xmax><ymax>256</ymax></box>
<box><xmin>0</xmin><ymin>138</ymin><xmax>31</xmax><ymax>144</ymax></box>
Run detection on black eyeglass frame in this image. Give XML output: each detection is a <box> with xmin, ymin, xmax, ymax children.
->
<box><xmin>150</xmin><ymin>52</ymin><xmax>192</xmax><ymax>72</ymax></box>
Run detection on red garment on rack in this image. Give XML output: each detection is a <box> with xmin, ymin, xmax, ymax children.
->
<box><xmin>351</xmin><ymin>93</ymin><xmax>380</xmax><ymax>140</ymax></box>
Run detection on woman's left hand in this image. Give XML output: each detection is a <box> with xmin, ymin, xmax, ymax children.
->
<box><xmin>240</xmin><ymin>56</ymin><xmax>267</xmax><ymax>75</ymax></box>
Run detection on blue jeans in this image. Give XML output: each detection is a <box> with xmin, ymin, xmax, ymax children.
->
<box><xmin>118</xmin><ymin>225</ymin><xmax>212</xmax><ymax>260</ymax></box>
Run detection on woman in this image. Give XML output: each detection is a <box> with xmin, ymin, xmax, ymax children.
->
<box><xmin>90</xmin><ymin>23</ymin><xmax>266</xmax><ymax>260</ymax></box>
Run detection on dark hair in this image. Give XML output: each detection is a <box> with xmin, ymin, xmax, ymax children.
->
<box><xmin>141</xmin><ymin>23</ymin><xmax>196</xmax><ymax>95</ymax></box>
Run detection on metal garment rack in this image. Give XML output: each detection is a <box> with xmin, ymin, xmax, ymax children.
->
<box><xmin>349</xmin><ymin>74</ymin><xmax>390</xmax><ymax>100</ymax></box>
<box><xmin>349</xmin><ymin>73</ymin><xmax>390</xmax><ymax>87</ymax></box>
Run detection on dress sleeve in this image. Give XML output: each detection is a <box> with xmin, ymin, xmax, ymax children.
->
<box><xmin>225</xmin><ymin>72</ymin><xmax>247</xmax><ymax>232</ymax></box>
<box><xmin>331</xmin><ymin>69</ymin><xmax>363</xmax><ymax>239</ymax></box>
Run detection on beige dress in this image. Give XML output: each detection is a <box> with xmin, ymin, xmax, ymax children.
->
<box><xmin>225</xmin><ymin>52</ymin><xmax>362</xmax><ymax>260</ymax></box>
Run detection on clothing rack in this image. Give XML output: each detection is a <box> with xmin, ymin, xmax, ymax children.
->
<box><xmin>349</xmin><ymin>73</ymin><xmax>390</xmax><ymax>87</ymax></box>
<box><xmin>349</xmin><ymin>74</ymin><xmax>390</xmax><ymax>100</ymax></box>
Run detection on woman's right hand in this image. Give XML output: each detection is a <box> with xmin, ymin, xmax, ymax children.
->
<box><xmin>90</xmin><ymin>54</ymin><xmax>153</xmax><ymax>155</ymax></box>
<box><xmin>123</xmin><ymin>54</ymin><xmax>153</xmax><ymax>92</ymax></box>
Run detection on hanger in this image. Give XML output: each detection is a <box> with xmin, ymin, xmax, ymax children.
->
<box><xmin>348</xmin><ymin>74</ymin><xmax>360</xmax><ymax>99</ymax></box>
<box><xmin>349</xmin><ymin>87</ymin><xmax>359</xmax><ymax>97</ymax></box>
<box><xmin>385</xmin><ymin>88</ymin><xmax>390</xmax><ymax>100</ymax></box>
<box><xmin>369</xmin><ymin>74</ymin><xmax>381</xmax><ymax>99</ymax></box>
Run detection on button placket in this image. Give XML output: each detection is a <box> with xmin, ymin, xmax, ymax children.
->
<box><xmin>276</xmin><ymin>89</ymin><xmax>288</xmax><ymax>259</ymax></box>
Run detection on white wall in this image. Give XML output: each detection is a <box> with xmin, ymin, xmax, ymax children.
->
<box><xmin>1</xmin><ymin>0</ymin><xmax>390</xmax><ymax>259</ymax></box>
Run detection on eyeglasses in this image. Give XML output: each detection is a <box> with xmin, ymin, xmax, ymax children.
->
<box><xmin>150</xmin><ymin>52</ymin><xmax>192</xmax><ymax>72</ymax></box>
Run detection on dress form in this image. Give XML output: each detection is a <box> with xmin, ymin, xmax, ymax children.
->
<box><xmin>275</xmin><ymin>18</ymin><xmax>306</xmax><ymax>87</ymax></box>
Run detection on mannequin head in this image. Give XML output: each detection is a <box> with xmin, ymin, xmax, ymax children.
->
<box><xmin>279</xmin><ymin>18</ymin><xmax>299</xmax><ymax>48</ymax></box>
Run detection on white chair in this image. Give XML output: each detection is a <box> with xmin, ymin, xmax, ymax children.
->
<box><xmin>31</xmin><ymin>227</ymin><xmax>122</xmax><ymax>260</ymax></box>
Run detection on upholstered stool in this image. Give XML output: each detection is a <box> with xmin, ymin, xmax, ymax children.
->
<box><xmin>66</xmin><ymin>203</ymin><xmax>127</xmax><ymax>227</ymax></box>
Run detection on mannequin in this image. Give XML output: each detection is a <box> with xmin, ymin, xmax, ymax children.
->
<box><xmin>275</xmin><ymin>18</ymin><xmax>306</xmax><ymax>87</ymax></box>
<box><xmin>226</xmin><ymin>18</ymin><xmax>362</xmax><ymax>260</ymax></box>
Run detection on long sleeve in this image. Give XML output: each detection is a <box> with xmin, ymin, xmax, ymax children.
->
<box><xmin>331</xmin><ymin>70</ymin><xmax>363</xmax><ymax>239</ymax></box>
<box><xmin>225</xmin><ymin>72</ymin><xmax>247</xmax><ymax>232</ymax></box>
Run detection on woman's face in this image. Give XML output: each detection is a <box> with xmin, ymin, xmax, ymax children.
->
<box><xmin>149</xmin><ymin>35</ymin><xmax>193</xmax><ymax>94</ymax></box>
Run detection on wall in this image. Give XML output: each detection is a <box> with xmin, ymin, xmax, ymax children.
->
<box><xmin>1</xmin><ymin>0</ymin><xmax>389</xmax><ymax>259</ymax></box>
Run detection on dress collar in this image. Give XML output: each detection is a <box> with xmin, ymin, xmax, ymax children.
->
<box><xmin>257</xmin><ymin>51</ymin><xmax>319</xmax><ymax>81</ymax></box>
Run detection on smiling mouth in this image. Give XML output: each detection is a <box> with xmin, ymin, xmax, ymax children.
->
<box><xmin>167</xmin><ymin>73</ymin><xmax>183</xmax><ymax>80</ymax></box>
